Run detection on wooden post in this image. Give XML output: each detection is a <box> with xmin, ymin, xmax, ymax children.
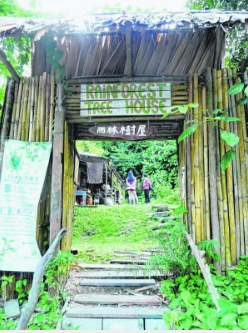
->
<box><xmin>49</xmin><ymin>84</ymin><xmax>65</xmax><ymax>244</ymax></box>
<box><xmin>206</xmin><ymin>68</ymin><xmax>221</xmax><ymax>275</ymax></box>
<box><xmin>125</xmin><ymin>23</ymin><xmax>133</xmax><ymax>78</ymax></box>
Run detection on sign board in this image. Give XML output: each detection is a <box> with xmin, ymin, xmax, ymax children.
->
<box><xmin>0</xmin><ymin>140</ymin><xmax>52</xmax><ymax>272</ymax></box>
<box><xmin>89</xmin><ymin>123</ymin><xmax>154</xmax><ymax>141</ymax></box>
<box><xmin>80</xmin><ymin>82</ymin><xmax>171</xmax><ymax>117</ymax></box>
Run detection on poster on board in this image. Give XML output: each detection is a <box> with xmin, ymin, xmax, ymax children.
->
<box><xmin>0</xmin><ymin>140</ymin><xmax>52</xmax><ymax>272</ymax></box>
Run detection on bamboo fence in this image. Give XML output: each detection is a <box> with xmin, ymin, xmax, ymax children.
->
<box><xmin>0</xmin><ymin>74</ymin><xmax>75</xmax><ymax>299</ymax></box>
<box><xmin>179</xmin><ymin>68</ymin><xmax>248</xmax><ymax>271</ymax></box>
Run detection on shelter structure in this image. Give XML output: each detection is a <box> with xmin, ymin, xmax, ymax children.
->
<box><xmin>75</xmin><ymin>152</ymin><xmax>125</xmax><ymax>206</ymax></box>
<box><xmin>0</xmin><ymin>11</ymin><xmax>248</xmax><ymax>295</ymax></box>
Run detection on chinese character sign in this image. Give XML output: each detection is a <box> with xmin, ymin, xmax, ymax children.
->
<box><xmin>80</xmin><ymin>82</ymin><xmax>171</xmax><ymax>117</ymax></box>
<box><xmin>89</xmin><ymin>123</ymin><xmax>154</xmax><ymax>140</ymax></box>
<box><xmin>0</xmin><ymin>140</ymin><xmax>52</xmax><ymax>272</ymax></box>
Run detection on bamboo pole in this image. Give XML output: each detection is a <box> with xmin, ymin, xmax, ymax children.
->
<box><xmin>198</xmin><ymin>87</ymin><xmax>206</xmax><ymax>241</ymax></box>
<box><xmin>9</xmin><ymin>82</ymin><xmax>18</xmax><ymax>139</ymax></box>
<box><xmin>17</xmin><ymin>78</ymin><xmax>26</xmax><ymax>140</ymax></box>
<box><xmin>14</xmin><ymin>79</ymin><xmax>23</xmax><ymax>139</ymax></box>
<box><xmin>24</xmin><ymin>78</ymin><xmax>31</xmax><ymax>141</ymax></box>
<box><xmin>217</xmin><ymin>69</ymin><xmax>231</xmax><ymax>267</ymax></box>
<box><xmin>227</xmin><ymin>69</ymin><xmax>241</xmax><ymax>260</ymax></box>
<box><xmin>45</xmin><ymin>74</ymin><xmax>51</xmax><ymax>142</ymax></box>
<box><xmin>193</xmin><ymin>73</ymin><xmax>201</xmax><ymax>243</ymax></box>
<box><xmin>0</xmin><ymin>79</ymin><xmax>15</xmax><ymax>175</ymax></box>
<box><xmin>222</xmin><ymin>68</ymin><xmax>236</xmax><ymax>265</ymax></box>
<box><xmin>35</xmin><ymin>76</ymin><xmax>42</xmax><ymax>142</ymax></box>
<box><xmin>206</xmin><ymin>67</ymin><xmax>221</xmax><ymax>275</ymax></box>
<box><xmin>186</xmin><ymin>74</ymin><xmax>192</xmax><ymax>234</ymax></box>
<box><xmin>31</xmin><ymin>76</ymin><xmax>39</xmax><ymax>142</ymax></box>
<box><xmin>190</xmin><ymin>78</ymin><xmax>196</xmax><ymax>241</ymax></box>
<box><xmin>28</xmin><ymin>77</ymin><xmax>35</xmax><ymax>142</ymax></box>
<box><xmin>233</xmin><ymin>70</ymin><xmax>248</xmax><ymax>254</ymax></box>
<box><xmin>40</xmin><ymin>73</ymin><xmax>47</xmax><ymax>142</ymax></box>
<box><xmin>49</xmin><ymin>75</ymin><xmax>55</xmax><ymax>142</ymax></box>
<box><xmin>202</xmin><ymin>86</ymin><xmax>210</xmax><ymax>240</ymax></box>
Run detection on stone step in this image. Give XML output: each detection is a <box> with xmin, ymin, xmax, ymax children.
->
<box><xmin>78</xmin><ymin>263</ymin><xmax>144</xmax><ymax>270</ymax></box>
<box><xmin>152</xmin><ymin>204</ymin><xmax>169</xmax><ymax>212</ymax></box>
<box><xmin>110</xmin><ymin>259</ymin><xmax>146</xmax><ymax>265</ymax></box>
<box><xmin>75</xmin><ymin>270</ymin><xmax>162</xmax><ymax>279</ymax></box>
<box><xmin>73</xmin><ymin>294</ymin><xmax>162</xmax><ymax>306</ymax></box>
<box><xmin>62</xmin><ymin>318</ymin><xmax>166</xmax><ymax>330</ymax></box>
<box><xmin>79</xmin><ymin>279</ymin><xmax>156</xmax><ymax>287</ymax></box>
<box><xmin>66</xmin><ymin>307</ymin><xmax>168</xmax><ymax>319</ymax></box>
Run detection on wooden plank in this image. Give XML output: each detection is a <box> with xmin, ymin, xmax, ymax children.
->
<box><xmin>110</xmin><ymin>259</ymin><xmax>147</xmax><ymax>264</ymax></box>
<box><xmin>66</xmin><ymin>307</ymin><xmax>168</xmax><ymax>319</ymax></box>
<box><xmin>73</xmin><ymin>295</ymin><xmax>162</xmax><ymax>305</ymax></box>
<box><xmin>79</xmin><ymin>279</ymin><xmax>156</xmax><ymax>287</ymax></box>
<box><xmin>78</xmin><ymin>263</ymin><xmax>145</xmax><ymax>270</ymax></box>
<box><xmin>75</xmin><ymin>271</ymin><xmax>162</xmax><ymax>279</ymax></box>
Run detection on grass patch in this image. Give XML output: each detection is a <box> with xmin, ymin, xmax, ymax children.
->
<box><xmin>73</xmin><ymin>204</ymin><xmax>158</xmax><ymax>263</ymax></box>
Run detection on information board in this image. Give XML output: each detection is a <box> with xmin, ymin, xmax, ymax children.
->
<box><xmin>0</xmin><ymin>140</ymin><xmax>52</xmax><ymax>272</ymax></box>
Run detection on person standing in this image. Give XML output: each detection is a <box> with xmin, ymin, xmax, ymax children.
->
<box><xmin>126</xmin><ymin>171</ymin><xmax>137</xmax><ymax>205</ymax></box>
<box><xmin>141</xmin><ymin>173</ymin><xmax>150</xmax><ymax>204</ymax></box>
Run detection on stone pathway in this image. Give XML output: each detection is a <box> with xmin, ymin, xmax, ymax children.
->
<box><xmin>61</xmin><ymin>205</ymin><xmax>172</xmax><ymax>330</ymax></box>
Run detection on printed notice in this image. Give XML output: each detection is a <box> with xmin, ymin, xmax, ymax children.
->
<box><xmin>0</xmin><ymin>140</ymin><xmax>52</xmax><ymax>272</ymax></box>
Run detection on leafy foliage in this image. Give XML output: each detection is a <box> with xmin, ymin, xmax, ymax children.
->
<box><xmin>161</xmin><ymin>256</ymin><xmax>248</xmax><ymax>330</ymax></box>
<box><xmin>146</xmin><ymin>218</ymin><xmax>196</xmax><ymax>277</ymax></box>
<box><xmin>100</xmin><ymin>140</ymin><xmax>178</xmax><ymax>194</ymax></box>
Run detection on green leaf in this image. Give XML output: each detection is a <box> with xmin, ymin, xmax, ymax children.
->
<box><xmin>238</xmin><ymin>303</ymin><xmax>248</xmax><ymax>315</ymax></box>
<box><xmin>16</xmin><ymin>280</ymin><xmax>22</xmax><ymax>288</ymax></box>
<box><xmin>221</xmin><ymin>150</ymin><xmax>236</xmax><ymax>171</ymax></box>
<box><xmin>223</xmin><ymin>117</ymin><xmax>241</xmax><ymax>122</ymax></box>
<box><xmin>22</xmin><ymin>279</ymin><xmax>27</xmax><ymax>287</ymax></box>
<box><xmin>220</xmin><ymin>313</ymin><xmax>237</xmax><ymax>326</ymax></box>
<box><xmin>174</xmin><ymin>205</ymin><xmax>188</xmax><ymax>215</ymax></box>
<box><xmin>238</xmin><ymin>315</ymin><xmax>248</xmax><ymax>330</ymax></box>
<box><xmin>178</xmin><ymin>124</ymin><xmax>198</xmax><ymax>143</ymax></box>
<box><xmin>236</xmin><ymin>97</ymin><xmax>248</xmax><ymax>106</ymax></box>
<box><xmin>213</xmin><ymin>109</ymin><xmax>222</xmax><ymax>114</ymax></box>
<box><xmin>187</xmin><ymin>103</ymin><xmax>199</xmax><ymax>108</ymax></box>
<box><xmin>221</xmin><ymin>131</ymin><xmax>239</xmax><ymax>147</ymax></box>
<box><xmin>245</xmin><ymin>86</ymin><xmax>248</xmax><ymax>98</ymax></box>
<box><xmin>177</xmin><ymin>105</ymin><xmax>189</xmax><ymax>114</ymax></box>
<box><xmin>228</xmin><ymin>83</ymin><xmax>244</xmax><ymax>95</ymax></box>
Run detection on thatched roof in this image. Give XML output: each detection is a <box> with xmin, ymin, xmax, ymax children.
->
<box><xmin>0</xmin><ymin>11</ymin><xmax>248</xmax><ymax>38</ymax></box>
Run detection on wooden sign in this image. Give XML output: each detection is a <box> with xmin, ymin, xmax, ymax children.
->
<box><xmin>80</xmin><ymin>82</ymin><xmax>171</xmax><ymax>117</ymax></box>
<box><xmin>88</xmin><ymin>123</ymin><xmax>154</xmax><ymax>141</ymax></box>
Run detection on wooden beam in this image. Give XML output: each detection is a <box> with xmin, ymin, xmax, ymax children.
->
<box><xmin>206</xmin><ymin>67</ymin><xmax>221</xmax><ymax>275</ymax></box>
<box><xmin>49</xmin><ymin>84</ymin><xmax>65</xmax><ymax>244</ymax></box>
<box><xmin>0</xmin><ymin>49</ymin><xmax>20</xmax><ymax>83</ymax></box>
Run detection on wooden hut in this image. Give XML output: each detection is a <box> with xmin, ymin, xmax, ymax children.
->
<box><xmin>0</xmin><ymin>11</ymin><xmax>248</xmax><ymax>294</ymax></box>
<box><xmin>75</xmin><ymin>152</ymin><xmax>125</xmax><ymax>206</ymax></box>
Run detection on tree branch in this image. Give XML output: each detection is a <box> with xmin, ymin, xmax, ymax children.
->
<box><xmin>0</xmin><ymin>48</ymin><xmax>20</xmax><ymax>83</ymax></box>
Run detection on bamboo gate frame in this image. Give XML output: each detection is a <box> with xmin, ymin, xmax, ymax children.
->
<box><xmin>0</xmin><ymin>68</ymin><xmax>248</xmax><ymax>297</ymax></box>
